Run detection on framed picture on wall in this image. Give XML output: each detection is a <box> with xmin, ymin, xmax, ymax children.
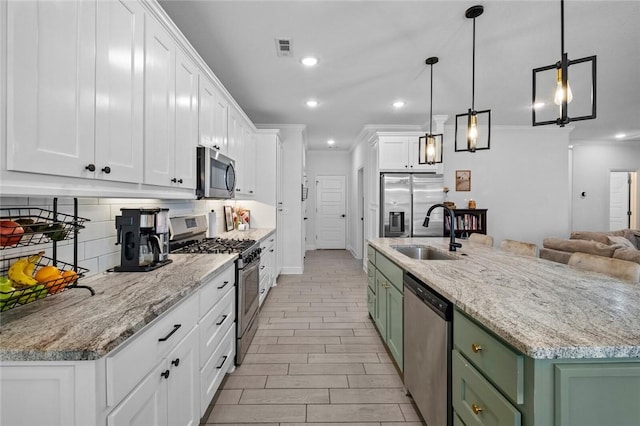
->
<box><xmin>456</xmin><ymin>170</ymin><xmax>471</xmax><ymax>191</ymax></box>
<box><xmin>223</xmin><ymin>205</ymin><xmax>234</xmax><ymax>231</ymax></box>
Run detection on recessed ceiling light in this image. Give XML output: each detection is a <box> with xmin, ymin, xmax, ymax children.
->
<box><xmin>532</xmin><ymin>102</ymin><xmax>545</xmax><ymax>109</ymax></box>
<box><xmin>301</xmin><ymin>56</ymin><xmax>318</xmax><ymax>66</ymax></box>
<box><xmin>393</xmin><ymin>101</ymin><xmax>405</xmax><ymax>108</ymax></box>
<box><xmin>327</xmin><ymin>139</ymin><xmax>335</xmax><ymax>145</ymax></box>
<box><xmin>615</xmin><ymin>133</ymin><xmax>627</xmax><ymax>139</ymax></box>
<box><xmin>306</xmin><ymin>100</ymin><xmax>319</xmax><ymax>107</ymax></box>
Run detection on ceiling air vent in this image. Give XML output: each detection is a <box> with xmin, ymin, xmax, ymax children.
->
<box><xmin>275</xmin><ymin>38</ymin><xmax>293</xmax><ymax>57</ymax></box>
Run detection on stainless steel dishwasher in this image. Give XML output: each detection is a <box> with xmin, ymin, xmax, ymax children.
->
<box><xmin>403</xmin><ymin>272</ymin><xmax>452</xmax><ymax>426</ymax></box>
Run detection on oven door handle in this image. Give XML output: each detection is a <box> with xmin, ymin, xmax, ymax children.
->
<box><xmin>239</xmin><ymin>257</ymin><xmax>260</xmax><ymax>278</ymax></box>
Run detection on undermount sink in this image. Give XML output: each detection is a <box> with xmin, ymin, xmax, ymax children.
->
<box><xmin>391</xmin><ymin>245</ymin><xmax>459</xmax><ymax>261</ymax></box>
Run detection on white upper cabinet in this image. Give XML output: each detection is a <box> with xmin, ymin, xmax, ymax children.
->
<box><xmin>6</xmin><ymin>0</ymin><xmax>96</xmax><ymax>178</ymax></box>
<box><xmin>378</xmin><ymin>134</ymin><xmax>440</xmax><ymax>172</ymax></box>
<box><xmin>143</xmin><ymin>17</ymin><xmax>176</xmax><ymax>187</ymax></box>
<box><xmin>199</xmin><ymin>76</ymin><xmax>227</xmax><ymax>154</ymax></box>
<box><xmin>198</xmin><ymin>76</ymin><xmax>216</xmax><ymax>150</ymax></box>
<box><xmin>227</xmin><ymin>109</ymin><xmax>255</xmax><ymax>197</ymax></box>
<box><xmin>243</xmin><ymin>129</ymin><xmax>256</xmax><ymax>196</ymax></box>
<box><xmin>173</xmin><ymin>49</ymin><xmax>198</xmax><ymax>189</ymax></box>
<box><xmin>378</xmin><ymin>137</ymin><xmax>410</xmax><ymax>170</ymax></box>
<box><xmin>95</xmin><ymin>0</ymin><xmax>145</xmax><ymax>183</ymax></box>
<box><xmin>213</xmin><ymin>91</ymin><xmax>228</xmax><ymax>154</ymax></box>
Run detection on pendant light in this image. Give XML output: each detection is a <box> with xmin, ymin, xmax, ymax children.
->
<box><xmin>419</xmin><ymin>57</ymin><xmax>443</xmax><ymax>165</ymax></box>
<box><xmin>455</xmin><ymin>5</ymin><xmax>491</xmax><ymax>153</ymax></box>
<box><xmin>532</xmin><ymin>0</ymin><xmax>596</xmax><ymax>126</ymax></box>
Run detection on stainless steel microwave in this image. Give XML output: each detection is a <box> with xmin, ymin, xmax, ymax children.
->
<box><xmin>196</xmin><ymin>147</ymin><xmax>236</xmax><ymax>199</ymax></box>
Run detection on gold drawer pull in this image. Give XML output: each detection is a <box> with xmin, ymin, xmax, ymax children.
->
<box><xmin>472</xmin><ymin>404</ymin><xmax>484</xmax><ymax>415</ymax></box>
<box><xmin>471</xmin><ymin>343</ymin><xmax>483</xmax><ymax>353</ymax></box>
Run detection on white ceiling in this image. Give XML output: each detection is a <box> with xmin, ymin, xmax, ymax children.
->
<box><xmin>159</xmin><ymin>0</ymin><xmax>640</xmax><ymax>151</ymax></box>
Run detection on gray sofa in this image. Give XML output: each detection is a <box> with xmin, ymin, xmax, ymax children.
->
<box><xmin>540</xmin><ymin>229</ymin><xmax>640</xmax><ymax>265</ymax></box>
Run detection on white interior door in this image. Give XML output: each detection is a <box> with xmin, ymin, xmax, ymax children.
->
<box><xmin>316</xmin><ymin>175</ymin><xmax>346</xmax><ymax>249</ymax></box>
<box><xmin>610</xmin><ymin>171</ymin><xmax>630</xmax><ymax>230</ymax></box>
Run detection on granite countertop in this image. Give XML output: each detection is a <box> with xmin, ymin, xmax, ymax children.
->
<box><xmin>0</xmin><ymin>253</ymin><xmax>236</xmax><ymax>362</ymax></box>
<box><xmin>369</xmin><ymin>237</ymin><xmax>640</xmax><ymax>360</ymax></box>
<box><xmin>218</xmin><ymin>227</ymin><xmax>275</xmax><ymax>242</ymax></box>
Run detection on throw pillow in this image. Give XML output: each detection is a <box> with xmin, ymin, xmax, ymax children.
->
<box><xmin>608</xmin><ymin>235</ymin><xmax>636</xmax><ymax>249</ymax></box>
<box><xmin>623</xmin><ymin>229</ymin><xmax>640</xmax><ymax>249</ymax></box>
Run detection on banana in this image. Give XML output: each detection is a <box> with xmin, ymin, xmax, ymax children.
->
<box><xmin>8</xmin><ymin>258</ymin><xmax>38</xmax><ymax>287</ymax></box>
<box><xmin>23</xmin><ymin>251</ymin><xmax>45</xmax><ymax>277</ymax></box>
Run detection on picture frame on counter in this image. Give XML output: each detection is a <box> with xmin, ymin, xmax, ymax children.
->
<box><xmin>223</xmin><ymin>206</ymin><xmax>234</xmax><ymax>231</ymax></box>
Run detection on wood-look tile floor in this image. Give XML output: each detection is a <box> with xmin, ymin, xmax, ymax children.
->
<box><xmin>203</xmin><ymin>249</ymin><xmax>425</xmax><ymax>425</ymax></box>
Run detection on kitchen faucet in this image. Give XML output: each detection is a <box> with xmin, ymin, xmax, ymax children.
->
<box><xmin>423</xmin><ymin>204</ymin><xmax>462</xmax><ymax>252</ymax></box>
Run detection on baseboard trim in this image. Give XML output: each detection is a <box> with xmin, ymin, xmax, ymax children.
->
<box><xmin>280</xmin><ymin>267</ymin><xmax>303</xmax><ymax>275</ymax></box>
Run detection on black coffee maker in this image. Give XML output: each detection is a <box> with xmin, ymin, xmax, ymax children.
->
<box><xmin>113</xmin><ymin>208</ymin><xmax>172</xmax><ymax>272</ymax></box>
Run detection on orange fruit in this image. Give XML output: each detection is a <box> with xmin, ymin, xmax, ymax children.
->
<box><xmin>34</xmin><ymin>266</ymin><xmax>61</xmax><ymax>283</ymax></box>
<box><xmin>61</xmin><ymin>270</ymin><xmax>78</xmax><ymax>284</ymax></box>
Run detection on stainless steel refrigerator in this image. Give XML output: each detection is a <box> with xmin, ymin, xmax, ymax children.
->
<box><xmin>380</xmin><ymin>173</ymin><xmax>445</xmax><ymax>237</ymax></box>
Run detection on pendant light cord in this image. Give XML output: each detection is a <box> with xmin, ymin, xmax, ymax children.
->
<box><xmin>471</xmin><ymin>17</ymin><xmax>476</xmax><ymax>111</ymax></box>
<box><xmin>429</xmin><ymin>63</ymin><xmax>433</xmax><ymax>135</ymax></box>
<box><xmin>560</xmin><ymin>0</ymin><xmax>565</xmax><ymax>56</ymax></box>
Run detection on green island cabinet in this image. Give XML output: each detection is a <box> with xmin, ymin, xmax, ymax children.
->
<box><xmin>367</xmin><ymin>244</ymin><xmax>403</xmax><ymax>371</ymax></box>
<box><xmin>453</xmin><ymin>308</ymin><xmax>640</xmax><ymax>426</ymax></box>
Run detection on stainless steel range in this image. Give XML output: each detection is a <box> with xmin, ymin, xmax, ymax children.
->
<box><xmin>169</xmin><ymin>214</ymin><xmax>261</xmax><ymax>364</ymax></box>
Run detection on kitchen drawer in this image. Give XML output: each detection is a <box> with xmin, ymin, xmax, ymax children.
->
<box><xmin>200</xmin><ymin>323</ymin><xmax>235</xmax><ymax>415</ymax></box>
<box><xmin>454</xmin><ymin>310</ymin><xmax>524</xmax><ymax>404</ymax></box>
<box><xmin>367</xmin><ymin>245</ymin><xmax>375</xmax><ymax>263</ymax></box>
<box><xmin>260</xmin><ymin>233</ymin><xmax>275</xmax><ymax>252</ymax></box>
<box><xmin>199</xmin><ymin>265</ymin><xmax>235</xmax><ymax>317</ymax></box>
<box><xmin>367</xmin><ymin>261</ymin><xmax>375</xmax><ymax>292</ymax></box>
<box><xmin>453</xmin><ymin>350</ymin><xmax>521</xmax><ymax>426</ymax></box>
<box><xmin>375</xmin><ymin>252</ymin><xmax>403</xmax><ymax>292</ymax></box>
<box><xmin>106</xmin><ymin>293</ymin><xmax>199</xmax><ymax>406</ymax></box>
<box><xmin>199</xmin><ymin>286</ymin><xmax>235</xmax><ymax>368</ymax></box>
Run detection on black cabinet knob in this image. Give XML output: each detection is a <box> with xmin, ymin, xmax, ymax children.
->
<box><xmin>102</xmin><ymin>166</ymin><xmax>111</xmax><ymax>174</ymax></box>
<box><xmin>171</xmin><ymin>358</ymin><xmax>180</xmax><ymax>367</ymax></box>
<box><xmin>85</xmin><ymin>164</ymin><xmax>96</xmax><ymax>172</ymax></box>
<box><xmin>178</xmin><ymin>178</ymin><xmax>183</xmax><ymax>184</ymax></box>
<box><xmin>171</xmin><ymin>178</ymin><xmax>177</xmax><ymax>183</ymax></box>
<box><xmin>160</xmin><ymin>369</ymin><xmax>170</xmax><ymax>379</ymax></box>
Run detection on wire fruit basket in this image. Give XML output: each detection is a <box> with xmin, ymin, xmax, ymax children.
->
<box><xmin>0</xmin><ymin>255</ymin><xmax>91</xmax><ymax>311</ymax></box>
<box><xmin>0</xmin><ymin>207</ymin><xmax>88</xmax><ymax>248</ymax></box>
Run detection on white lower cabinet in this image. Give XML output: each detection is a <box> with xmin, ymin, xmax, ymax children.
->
<box><xmin>259</xmin><ymin>232</ymin><xmax>276</xmax><ymax>306</ymax></box>
<box><xmin>200</xmin><ymin>324</ymin><xmax>235</xmax><ymax>415</ymax></box>
<box><xmin>107</xmin><ymin>326</ymin><xmax>199</xmax><ymax>426</ymax></box>
<box><xmin>0</xmin><ymin>264</ymin><xmax>236</xmax><ymax>425</ymax></box>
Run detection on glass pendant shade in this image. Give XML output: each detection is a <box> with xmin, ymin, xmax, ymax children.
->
<box><xmin>455</xmin><ymin>109</ymin><xmax>490</xmax><ymax>152</ymax></box>
<box><xmin>455</xmin><ymin>5</ymin><xmax>491</xmax><ymax>153</ymax></box>
<box><xmin>419</xmin><ymin>133</ymin><xmax>443</xmax><ymax>164</ymax></box>
<box><xmin>532</xmin><ymin>0</ymin><xmax>596</xmax><ymax>127</ymax></box>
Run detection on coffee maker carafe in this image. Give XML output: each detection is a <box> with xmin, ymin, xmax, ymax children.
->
<box><xmin>113</xmin><ymin>208</ymin><xmax>172</xmax><ymax>272</ymax></box>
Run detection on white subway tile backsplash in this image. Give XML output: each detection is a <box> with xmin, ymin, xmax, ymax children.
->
<box><xmin>84</xmin><ymin>236</ymin><xmax>118</xmax><ymax>259</ymax></box>
<box><xmin>78</xmin><ymin>257</ymin><xmax>99</xmax><ymax>277</ymax></box>
<box><xmin>98</xmin><ymin>252</ymin><xmax>120</xmax><ymax>273</ymax></box>
<box><xmin>0</xmin><ymin>197</ymin><xmax>29</xmax><ymax>207</ymax></box>
<box><xmin>1</xmin><ymin>195</ymin><xmax>273</xmax><ymax>276</ymax></box>
<box><xmin>79</xmin><ymin>220</ymin><xmax>116</xmax><ymax>243</ymax></box>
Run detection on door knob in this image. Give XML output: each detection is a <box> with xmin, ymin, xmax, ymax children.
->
<box><xmin>101</xmin><ymin>166</ymin><xmax>111</xmax><ymax>174</ymax></box>
<box><xmin>171</xmin><ymin>358</ymin><xmax>180</xmax><ymax>367</ymax></box>
<box><xmin>85</xmin><ymin>164</ymin><xmax>96</xmax><ymax>172</ymax></box>
<box><xmin>160</xmin><ymin>370</ymin><xmax>170</xmax><ymax>379</ymax></box>
<box><xmin>341</xmin><ymin>214</ymin><xmax>346</xmax><ymax>218</ymax></box>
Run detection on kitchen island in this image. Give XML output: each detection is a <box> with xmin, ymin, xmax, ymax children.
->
<box><xmin>368</xmin><ymin>237</ymin><xmax>640</xmax><ymax>426</ymax></box>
